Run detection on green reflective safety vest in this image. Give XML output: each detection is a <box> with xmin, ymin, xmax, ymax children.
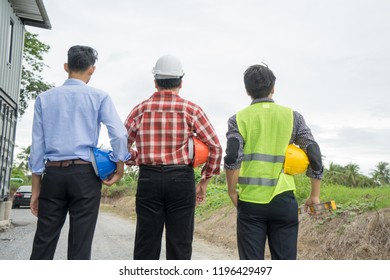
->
<box><xmin>236</xmin><ymin>102</ymin><xmax>295</xmax><ymax>204</ymax></box>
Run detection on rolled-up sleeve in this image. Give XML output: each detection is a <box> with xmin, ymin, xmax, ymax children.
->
<box><xmin>28</xmin><ymin>97</ymin><xmax>46</xmax><ymax>175</ymax></box>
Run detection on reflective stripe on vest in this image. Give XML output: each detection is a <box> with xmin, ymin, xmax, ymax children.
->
<box><xmin>236</xmin><ymin>102</ymin><xmax>295</xmax><ymax>204</ymax></box>
<box><xmin>242</xmin><ymin>153</ymin><xmax>285</xmax><ymax>163</ymax></box>
<box><xmin>238</xmin><ymin>177</ymin><xmax>279</xmax><ymax>187</ymax></box>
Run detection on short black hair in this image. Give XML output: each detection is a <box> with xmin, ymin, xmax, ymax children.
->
<box><xmin>155</xmin><ymin>78</ymin><xmax>182</xmax><ymax>89</ymax></box>
<box><xmin>67</xmin><ymin>45</ymin><xmax>98</xmax><ymax>72</ymax></box>
<box><xmin>244</xmin><ymin>64</ymin><xmax>276</xmax><ymax>99</ymax></box>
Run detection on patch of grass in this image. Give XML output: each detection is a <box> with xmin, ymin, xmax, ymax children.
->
<box><xmin>101</xmin><ymin>180</ymin><xmax>137</xmax><ymax>199</ymax></box>
<box><xmin>195</xmin><ymin>183</ymin><xmax>231</xmax><ymax>219</ymax></box>
<box><xmin>294</xmin><ymin>174</ymin><xmax>390</xmax><ymax>212</ymax></box>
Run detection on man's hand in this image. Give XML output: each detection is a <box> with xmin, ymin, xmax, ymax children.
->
<box><xmin>102</xmin><ymin>161</ymin><xmax>124</xmax><ymax>186</ymax></box>
<box><xmin>125</xmin><ymin>148</ymin><xmax>138</xmax><ymax>166</ymax></box>
<box><xmin>228</xmin><ymin>189</ymin><xmax>239</xmax><ymax>208</ymax></box>
<box><xmin>196</xmin><ymin>176</ymin><xmax>210</xmax><ymax>206</ymax></box>
<box><xmin>102</xmin><ymin>172</ymin><xmax>123</xmax><ymax>186</ymax></box>
<box><xmin>30</xmin><ymin>195</ymin><xmax>39</xmax><ymax>217</ymax></box>
<box><xmin>305</xmin><ymin>178</ymin><xmax>321</xmax><ymax>215</ymax></box>
<box><xmin>304</xmin><ymin>196</ymin><xmax>320</xmax><ymax>208</ymax></box>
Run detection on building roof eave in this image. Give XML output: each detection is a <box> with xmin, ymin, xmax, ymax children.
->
<box><xmin>10</xmin><ymin>0</ymin><xmax>51</xmax><ymax>30</ymax></box>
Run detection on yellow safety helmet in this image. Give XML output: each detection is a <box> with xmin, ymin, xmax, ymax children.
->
<box><xmin>188</xmin><ymin>136</ymin><xmax>209</xmax><ymax>167</ymax></box>
<box><xmin>284</xmin><ymin>144</ymin><xmax>309</xmax><ymax>175</ymax></box>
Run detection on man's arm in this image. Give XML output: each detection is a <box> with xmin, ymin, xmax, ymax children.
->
<box><xmin>30</xmin><ymin>174</ymin><xmax>42</xmax><ymax>217</ymax></box>
<box><xmin>193</xmin><ymin>107</ymin><xmax>223</xmax><ymax>179</ymax></box>
<box><xmin>226</xmin><ymin>169</ymin><xmax>239</xmax><ymax>207</ymax></box>
<box><xmin>224</xmin><ymin>115</ymin><xmax>244</xmax><ymax>208</ymax></box>
<box><xmin>98</xmin><ymin>95</ymin><xmax>130</xmax><ymax>185</ymax></box>
<box><xmin>29</xmin><ymin>97</ymin><xmax>46</xmax><ymax>175</ymax></box>
<box><xmin>291</xmin><ymin>111</ymin><xmax>322</xmax><ymax>212</ymax></box>
<box><xmin>100</xmin><ymin>96</ymin><xmax>130</xmax><ymax>162</ymax></box>
<box><xmin>304</xmin><ymin>178</ymin><xmax>321</xmax><ymax>212</ymax></box>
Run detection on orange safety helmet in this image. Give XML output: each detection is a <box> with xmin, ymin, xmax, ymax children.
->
<box><xmin>284</xmin><ymin>144</ymin><xmax>310</xmax><ymax>175</ymax></box>
<box><xmin>188</xmin><ymin>136</ymin><xmax>209</xmax><ymax>167</ymax></box>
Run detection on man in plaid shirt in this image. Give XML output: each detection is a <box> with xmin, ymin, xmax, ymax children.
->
<box><xmin>124</xmin><ymin>54</ymin><xmax>222</xmax><ymax>260</ymax></box>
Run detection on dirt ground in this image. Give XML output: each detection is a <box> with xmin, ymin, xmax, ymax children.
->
<box><xmin>195</xmin><ymin>205</ymin><xmax>390</xmax><ymax>260</ymax></box>
<box><xmin>106</xmin><ymin>197</ymin><xmax>390</xmax><ymax>260</ymax></box>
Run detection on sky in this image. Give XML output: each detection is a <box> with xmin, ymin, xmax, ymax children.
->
<box><xmin>15</xmin><ymin>0</ymin><xmax>390</xmax><ymax>175</ymax></box>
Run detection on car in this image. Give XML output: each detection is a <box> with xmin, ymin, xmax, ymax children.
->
<box><xmin>12</xmin><ymin>185</ymin><xmax>32</xmax><ymax>209</ymax></box>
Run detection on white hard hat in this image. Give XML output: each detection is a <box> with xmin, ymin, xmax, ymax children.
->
<box><xmin>152</xmin><ymin>54</ymin><xmax>185</xmax><ymax>79</ymax></box>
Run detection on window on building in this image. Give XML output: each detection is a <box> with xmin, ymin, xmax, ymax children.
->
<box><xmin>8</xmin><ymin>19</ymin><xmax>14</xmax><ymax>64</ymax></box>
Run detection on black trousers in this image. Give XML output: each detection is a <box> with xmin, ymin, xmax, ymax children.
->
<box><xmin>134</xmin><ymin>165</ymin><xmax>196</xmax><ymax>260</ymax></box>
<box><xmin>237</xmin><ymin>191</ymin><xmax>299</xmax><ymax>260</ymax></box>
<box><xmin>30</xmin><ymin>164</ymin><xmax>101</xmax><ymax>260</ymax></box>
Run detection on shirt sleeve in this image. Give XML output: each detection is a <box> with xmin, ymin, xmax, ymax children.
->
<box><xmin>193</xmin><ymin>107</ymin><xmax>223</xmax><ymax>178</ymax></box>
<box><xmin>224</xmin><ymin>114</ymin><xmax>244</xmax><ymax>170</ymax></box>
<box><xmin>100</xmin><ymin>96</ymin><xmax>130</xmax><ymax>162</ymax></box>
<box><xmin>291</xmin><ymin>111</ymin><xmax>324</xmax><ymax>179</ymax></box>
<box><xmin>124</xmin><ymin>104</ymin><xmax>141</xmax><ymax>150</ymax></box>
<box><xmin>28</xmin><ymin>97</ymin><xmax>46</xmax><ymax>175</ymax></box>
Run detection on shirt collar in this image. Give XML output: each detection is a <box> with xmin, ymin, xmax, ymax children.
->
<box><xmin>153</xmin><ymin>90</ymin><xmax>179</xmax><ymax>97</ymax></box>
<box><xmin>251</xmin><ymin>97</ymin><xmax>274</xmax><ymax>105</ymax></box>
<box><xmin>63</xmin><ymin>78</ymin><xmax>87</xmax><ymax>86</ymax></box>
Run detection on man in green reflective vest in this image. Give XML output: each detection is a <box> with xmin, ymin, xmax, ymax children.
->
<box><xmin>224</xmin><ymin>64</ymin><xmax>323</xmax><ymax>260</ymax></box>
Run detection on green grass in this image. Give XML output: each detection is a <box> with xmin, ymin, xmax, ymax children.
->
<box><xmin>195</xmin><ymin>183</ymin><xmax>232</xmax><ymax>218</ymax></box>
<box><xmin>106</xmin><ymin>173</ymin><xmax>390</xmax><ymax>219</ymax></box>
<box><xmin>319</xmin><ymin>185</ymin><xmax>390</xmax><ymax>208</ymax></box>
<box><xmin>195</xmin><ymin>175</ymin><xmax>390</xmax><ymax>218</ymax></box>
<box><xmin>294</xmin><ymin>174</ymin><xmax>390</xmax><ymax>213</ymax></box>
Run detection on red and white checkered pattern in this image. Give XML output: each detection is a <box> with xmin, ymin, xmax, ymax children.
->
<box><xmin>125</xmin><ymin>91</ymin><xmax>222</xmax><ymax>178</ymax></box>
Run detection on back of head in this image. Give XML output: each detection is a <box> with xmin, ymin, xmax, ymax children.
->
<box><xmin>244</xmin><ymin>64</ymin><xmax>276</xmax><ymax>99</ymax></box>
<box><xmin>153</xmin><ymin>54</ymin><xmax>185</xmax><ymax>90</ymax></box>
<box><xmin>67</xmin><ymin>45</ymin><xmax>98</xmax><ymax>72</ymax></box>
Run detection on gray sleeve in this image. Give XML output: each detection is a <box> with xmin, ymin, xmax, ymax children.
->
<box><xmin>224</xmin><ymin>115</ymin><xmax>244</xmax><ymax>170</ymax></box>
<box><xmin>291</xmin><ymin>111</ymin><xmax>323</xmax><ymax>179</ymax></box>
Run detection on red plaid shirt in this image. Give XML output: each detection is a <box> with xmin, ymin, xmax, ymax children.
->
<box><xmin>124</xmin><ymin>91</ymin><xmax>222</xmax><ymax>178</ymax></box>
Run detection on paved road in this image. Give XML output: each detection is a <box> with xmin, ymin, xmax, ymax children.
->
<box><xmin>0</xmin><ymin>208</ymin><xmax>237</xmax><ymax>260</ymax></box>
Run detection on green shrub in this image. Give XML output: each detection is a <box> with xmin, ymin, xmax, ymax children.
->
<box><xmin>101</xmin><ymin>175</ymin><xmax>137</xmax><ymax>199</ymax></box>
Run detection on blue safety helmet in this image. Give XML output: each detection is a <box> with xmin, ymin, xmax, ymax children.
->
<box><xmin>90</xmin><ymin>147</ymin><xmax>116</xmax><ymax>180</ymax></box>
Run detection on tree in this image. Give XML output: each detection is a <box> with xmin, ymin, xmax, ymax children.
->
<box><xmin>371</xmin><ymin>162</ymin><xmax>390</xmax><ymax>186</ymax></box>
<box><xmin>344</xmin><ymin>163</ymin><xmax>360</xmax><ymax>187</ymax></box>
<box><xmin>19</xmin><ymin>31</ymin><xmax>53</xmax><ymax>117</ymax></box>
<box><xmin>324</xmin><ymin>162</ymin><xmax>345</xmax><ymax>185</ymax></box>
<box><xmin>16</xmin><ymin>145</ymin><xmax>31</xmax><ymax>172</ymax></box>
<box><xmin>324</xmin><ymin>162</ymin><xmax>377</xmax><ymax>188</ymax></box>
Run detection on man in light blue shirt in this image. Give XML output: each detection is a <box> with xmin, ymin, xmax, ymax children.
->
<box><xmin>29</xmin><ymin>45</ymin><xmax>130</xmax><ymax>260</ymax></box>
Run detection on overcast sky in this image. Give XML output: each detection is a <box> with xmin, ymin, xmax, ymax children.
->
<box><xmin>15</xmin><ymin>0</ymin><xmax>390</xmax><ymax>175</ymax></box>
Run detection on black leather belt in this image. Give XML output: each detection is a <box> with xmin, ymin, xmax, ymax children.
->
<box><xmin>139</xmin><ymin>164</ymin><xmax>190</xmax><ymax>170</ymax></box>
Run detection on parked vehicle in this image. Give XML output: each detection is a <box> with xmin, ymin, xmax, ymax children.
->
<box><xmin>12</xmin><ymin>185</ymin><xmax>32</xmax><ymax>209</ymax></box>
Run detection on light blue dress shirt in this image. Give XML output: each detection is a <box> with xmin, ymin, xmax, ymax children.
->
<box><xmin>29</xmin><ymin>78</ymin><xmax>130</xmax><ymax>175</ymax></box>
